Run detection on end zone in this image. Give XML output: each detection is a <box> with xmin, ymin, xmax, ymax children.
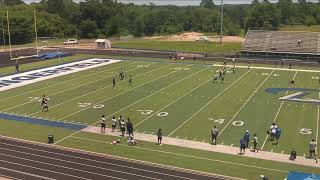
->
<box><xmin>0</xmin><ymin>58</ymin><xmax>121</xmax><ymax>92</ymax></box>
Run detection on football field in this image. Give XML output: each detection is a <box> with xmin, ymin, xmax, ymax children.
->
<box><xmin>0</xmin><ymin>58</ymin><xmax>319</xmax><ymax>157</ymax></box>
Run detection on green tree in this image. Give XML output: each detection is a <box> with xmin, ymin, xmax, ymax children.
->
<box><xmin>278</xmin><ymin>0</ymin><xmax>294</xmax><ymax>24</ymax></box>
<box><xmin>245</xmin><ymin>2</ymin><xmax>280</xmax><ymax>30</ymax></box>
<box><xmin>79</xmin><ymin>19</ymin><xmax>99</xmax><ymax>38</ymax></box>
<box><xmin>200</xmin><ymin>0</ymin><xmax>215</xmax><ymax>9</ymax></box>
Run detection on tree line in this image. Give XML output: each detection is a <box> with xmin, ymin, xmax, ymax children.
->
<box><xmin>0</xmin><ymin>0</ymin><xmax>319</xmax><ymax>44</ymax></box>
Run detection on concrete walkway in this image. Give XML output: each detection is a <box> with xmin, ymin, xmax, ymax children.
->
<box><xmin>82</xmin><ymin>126</ymin><xmax>319</xmax><ymax>168</ymax></box>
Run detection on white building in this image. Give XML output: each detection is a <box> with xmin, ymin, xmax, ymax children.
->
<box><xmin>95</xmin><ymin>39</ymin><xmax>112</xmax><ymax>49</ymax></box>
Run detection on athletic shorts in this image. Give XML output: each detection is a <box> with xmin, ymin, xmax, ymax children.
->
<box><xmin>101</xmin><ymin>123</ymin><xmax>106</xmax><ymax>128</ymax></box>
<box><xmin>112</xmin><ymin>125</ymin><xmax>116</xmax><ymax>128</ymax></box>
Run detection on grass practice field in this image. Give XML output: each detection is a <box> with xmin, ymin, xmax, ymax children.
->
<box><xmin>113</xmin><ymin>40</ymin><xmax>242</xmax><ymax>53</ymax></box>
<box><xmin>0</xmin><ymin>58</ymin><xmax>319</xmax><ymax>179</ymax></box>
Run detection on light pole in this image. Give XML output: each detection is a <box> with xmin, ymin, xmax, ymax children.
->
<box><xmin>220</xmin><ymin>0</ymin><xmax>224</xmax><ymax>45</ymax></box>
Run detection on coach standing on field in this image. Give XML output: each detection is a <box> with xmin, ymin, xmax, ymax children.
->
<box><xmin>127</xmin><ymin>118</ymin><xmax>134</xmax><ymax>137</ymax></box>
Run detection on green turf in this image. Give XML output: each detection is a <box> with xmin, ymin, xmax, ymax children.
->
<box><xmin>0</xmin><ymin>118</ymin><xmax>74</xmax><ymax>143</ymax></box>
<box><xmin>0</xmin><ymin>57</ymin><xmax>319</xmax><ymax>179</ymax></box>
<box><xmin>0</xmin><ymin>54</ymin><xmax>105</xmax><ymax>76</ymax></box>
<box><xmin>57</xmin><ymin>132</ymin><xmax>320</xmax><ymax>180</ymax></box>
<box><xmin>112</xmin><ymin>40</ymin><xmax>242</xmax><ymax>53</ymax></box>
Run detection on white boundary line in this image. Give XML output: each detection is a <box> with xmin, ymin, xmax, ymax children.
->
<box><xmin>71</xmin><ymin>136</ymin><xmax>288</xmax><ymax>174</ymax></box>
<box><xmin>135</xmin><ymin>69</ymin><xmax>216</xmax><ymax>128</ymax></box>
<box><xmin>0</xmin><ymin>166</ymin><xmax>52</xmax><ymax>180</ymax></box>
<box><xmin>26</xmin><ymin>62</ymin><xmax>162</xmax><ymax>117</ymax></box>
<box><xmin>57</xmin><ymin>63</ymin><xmax>176</xmax><ymax>121</ymax></box>
<box><xmin>1</xmin><ymin>62</ymin><xmax>143</xmax><ymax>113</ymax></box>
<box><xmin>135</xmin><ymin>66</ymin><xmax>235</xmax><ymax>128</ymax></box>
<box><xmin>54</xmin><ymin>64</ymin><xmax>192</xmax><ymax>144</ymax></box>
<box><xmin>168</xmin><ymin>69</ymin><xmax>253</xmax><ymax>137</ymax></box>
<box><xmin>260</xmin><ymin>71</ymin><xmax>298</xmax><ymax>150</ymax></box>
<box><xmin>214</xmin><ymin>64</ymin><xmax>320</xmax><ymax>73</ymax></box>
<box><xmin>0</xmin><ymin>145</ymin><xmax>194</xmax><ymax>180</ymax></box>
<box><xmin>0</xmin><ymin>153</ymin><xmax>156</xmax><ymax>180</ymax></box>
<box><xmin>0</xmin><ymin>135</ymin><xmax>241</xmax><ymax>180</ymax></box>
<box><xmin>0</xmin><ymin>159</ymin><xmax>92</xmax><ymax>180</ymax></box>
<box><xmin>218</xmin><ymin>70</ymin><xmax>275</xmax><ymax>137</ymax></box>
<box><xmin>90</xmin><ymin>64</ymin><xmax>210</xmax><ymax>126</ymax></box>
<box><xmin>0</xmin><ymin>61</ymin><xmax>135</xmax><ymax>103</ymax></box>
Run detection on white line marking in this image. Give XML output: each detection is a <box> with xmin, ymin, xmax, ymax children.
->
<box><xmin>0</xmin><ymin>61</ymin><xmax>135</xmax><ymax>103</ymax></box>
<box><xmin>0</xmin><ymin>159</ymin><xmax>92</xmax><ymax>180</ymax></box>
<box><xmin>0</xmin><ymin>166</ymin><xmax>54</xmax><ymax>180</ymax></box>
<box><xmin>219</xmin><ymin>70</ymin><xmax>275</xmax><ymax>136</ymax></box>
<box><xmin>71</xmin><ymin>136</ymin><xmax>287</xmax><ymax>174</ymax></box>
<box><xmin>134</xmin><ymin>66</ymin><xmax>214</xmax><ymax>128</ymax></box>
<box><xmin>57</xmin><ymin>64</ymin><xmax>174</xmax><ymax>122</ymax></box>
<box><xmin>0</xmin><ymin>134</ymin><xmax>248</xmax><ymax>180</ymax></box>
<box><xmin>90</xmin><ymin>65</ymin><xmax>209</xmax><ymax>127</ymax></box>
<box><xmin>1</xmin><ymin>63</ymin><xmax>143</xmax><ymax>112</ymax></box>
<box><xmin>260</xmin><ymin>71</ymin><xmax>298</xmax><ymax>150</ymax></box>
<box><xmin>46</xmin><ymin>64</ymin><xmax>207</xmax><ymax>145</ymax></box>
<box><xmin>0</xmin><ymin>145</ymin><xmax>195</xmax><ymax>180</ymax></box>
<box><xmin>168</xmin><ymin>69</ymin><xmax>252</xmax><ymax>137</ymax></box>
<box><xmin>0</xmin><ymin>152</ymin><xmax>157</xmax><ymax>180</ymax></box>
<box><xmin>214</xmin><ymin>64</ymin><xmax>320</xmax><ymax>73</ymax></box>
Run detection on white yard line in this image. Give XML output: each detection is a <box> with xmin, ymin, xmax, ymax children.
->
<box><xmin>168</xmin><ymin>69</ymin><xmax>253</xmax><ymax>137</ymax></box>
<box><xmin>23</xmin><ymin>63</ymin><xmax>164</xmax><ymax>117</ymax></box>
<box><xmin>260</xmin><ymin>71</ymin><xmax>298</xmax><ymax>150</ymax></box>
<box><xmin>1</xmin><ymin>62</ymin><xmax>144</xmax><ymax>113</ymax></box>
<box><xmin>58</xmin><ymin>64</ymin><xmax>177</xmax><ymax>121</ymax></box>
<box><xmin>214</xmin><ymin>64</ymin><xmax>320</xmax><ymax>73</ymax></box>
<box><xmin>54</xmin><ymin>64</ymin><xmax>193</xmax><ymax>144</ymax></box>
<box><xmin>0</xmin><ymin>61</ymin><xmax>136</xmax><ymax>103</ymax></box>
<box><xmin>218</xmin><ymin>70</ymin><xmax>275</xmax><ymax>137</ymax></box>
<box><xmin>90</xmin><ymin>65</ymin><xmax>210</xmax><ymax>126</ymax></box>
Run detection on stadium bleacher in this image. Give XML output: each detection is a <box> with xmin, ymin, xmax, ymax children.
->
<box><xmin>241</xmin><ymin>30</ymin><xmax>320</xmax><ymax>62</ymax></box>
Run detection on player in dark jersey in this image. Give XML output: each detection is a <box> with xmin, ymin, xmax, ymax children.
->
<box><xmin>219</xmin><ymin>70</ymin><xmax>222</xmax><ymax>78</ymax></box>
<box><xmin>41</xmin><ymin>95</ymin><xmax>46</xmax><ymax>108</ymax></box>
<box><xmin>41</xmin><ymin>95</ymin><xmax>49</xmax><ymax>112</ymax></box>
<box><xmin>129</xmin><ymin>75</ymin><xmax>132</xmax><ymax>86</ymax></box>
<box><xmin>289</xmin><ymin>80</ymin><xmax>295</xmax><ymax>88</ymax></box>
<box><xmin>112</xmin><ymin>77</ymin><xmax>116</xmax><ymax>87</ymax></box>
<box><xmin>221</xmin><ymin>75</ymin><xmax>225</xmax><ymax>83</ymax></box>
<box><xmin>222</xmin><ymin>67</ymin><xmax>226</xmax><ymax>75</ymax></box>
<box><xmin>213</xmin><ymin>73</ymin><xmax>218</xmax><ymax>83</ymax></box>
<box><xmin>223</xmin><ymin>60</ymin><xmax>227</xmax><ymax>67</ymax></box>
<box><xmin>232</xmin><ymin>65</ymin><xmax>236</xmax><ymax>74</ymax></box>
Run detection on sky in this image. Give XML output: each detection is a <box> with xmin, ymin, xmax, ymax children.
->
<box><xmin>23</xmin><ymin>0</ymin><xmax>319</xmax><ymax>5</ymax></box>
